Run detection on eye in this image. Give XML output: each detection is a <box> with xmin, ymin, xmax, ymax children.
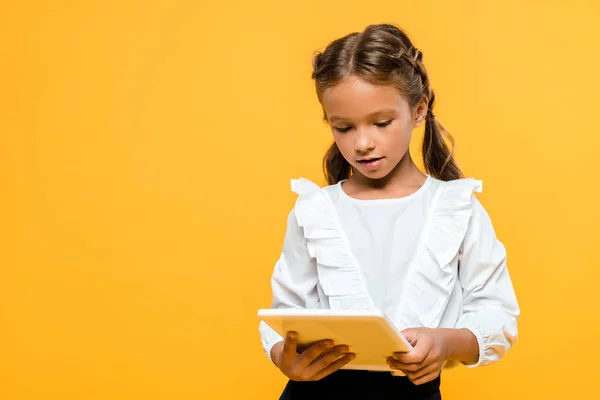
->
<box><xmin>375</xmin><ymin>119</ymin><xmax>393</xmax><ymax>128</ymax></box>
<box><xmin>333</xmin><ymin>126</ymin><xmax>352</xmax><ymax>133</ymax></box>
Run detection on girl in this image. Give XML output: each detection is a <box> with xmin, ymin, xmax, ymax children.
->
<box><xmin>259</xmin><ymin>23</ymin><xmax>519</xmax><ymax>400</ymax></box>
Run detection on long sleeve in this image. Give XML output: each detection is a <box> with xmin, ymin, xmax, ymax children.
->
<box><xmin>455</xmin><ymin>197</ymin><xmax>520</xmax><ymax>367</ymax></box>
<box><xmin>258</xmin><ymin>208</ymin><xmax>320</xmax><ymax>364</ymax></box>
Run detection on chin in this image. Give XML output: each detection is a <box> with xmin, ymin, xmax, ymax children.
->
<box><xmin>355</xmin><ymin>167</ymin><xmax>392</xmax><ymax>181</ymax></box>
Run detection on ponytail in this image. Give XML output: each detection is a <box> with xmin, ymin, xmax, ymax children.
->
<box><xmin>322</xmin><ymin>105</ymin><xmax>464</xmax><ymax>185</ymax></box>
<box><xmin>313</xmin><ymin>24</ymin><xmax>464</xmax><ymax>183</ymax></box>
<box><xmin>422</xmin><ymin>91</ymin><xmax>463</xmax><ymax>181</ymax></box>
<box><xmin>323</xmin><ymin>142</ymin><xmax>352</xmax><ymax>185</ymax></box>
<box><xmin>322</xmin><ymin>108</ymin><xmax>463</xmax><ymax>185</ymax></box>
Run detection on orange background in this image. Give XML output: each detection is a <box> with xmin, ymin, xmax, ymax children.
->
<box><xmin>1</xmin><ymin>1</ymin><xmax>599</xmax><ymax>399</ymax></box>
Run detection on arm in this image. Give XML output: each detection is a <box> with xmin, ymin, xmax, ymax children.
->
<box><xmin>389</xmin><ymin>196</ymin><xmax>519</xmax><ymax>384</ymax></box>
<box><xmin>438</xmin><ymin>328</ymin><xmax>479</xmax><ymax>364</ymax></box>
<box><xmin>258</xmin><ymin>208</ymin><xmax>321</xmax><ymax>364</ymax></box>
<box><xmin>454</xmin><ymin>196</ymin><xmax>520</xmax><ymax>367</ymax></box>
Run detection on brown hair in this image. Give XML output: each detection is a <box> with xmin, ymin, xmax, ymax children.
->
<box><xmin>312</xmin><ymin>24</ymin><xmax>463</xmax><ymax>184</ymax></box>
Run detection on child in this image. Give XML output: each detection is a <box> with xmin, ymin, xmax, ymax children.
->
<box><xmin>259</xmin><ymin>23</ymin><xmax>519</xmax><ymax>400</ymax></box>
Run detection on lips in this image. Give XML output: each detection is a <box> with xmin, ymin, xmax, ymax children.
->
<box><xmin>357</xmin><ymin>157</ymin><xmax>384</xmax><ymax>170</ymax></box>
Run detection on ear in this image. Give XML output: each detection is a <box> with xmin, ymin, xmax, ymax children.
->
<box><xmin>413</xmin><ymin>98</ymin><xmax>428</xmax><ymax>127</ymax></box>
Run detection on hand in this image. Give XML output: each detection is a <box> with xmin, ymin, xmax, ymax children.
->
<box><xmin>272</xmin><ymin>331</ymin><xmax>356</xmax><ymax>381</ymax></box>
<box><xmin>387</xmin><ymin>328</ymin><xmax>448</xmax><ymax>385</ymax></box>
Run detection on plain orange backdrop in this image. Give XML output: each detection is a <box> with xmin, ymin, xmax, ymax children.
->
<box><xmin>1</xmin><ymin>1</ymin><xmax>599</xmax><ymax>399</ymax></box>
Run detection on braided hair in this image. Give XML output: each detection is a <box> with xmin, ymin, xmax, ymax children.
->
<box><xmin>312</xmin><ymin>24</ymin><xmax>463</xmax><ymax>184</ymax></box>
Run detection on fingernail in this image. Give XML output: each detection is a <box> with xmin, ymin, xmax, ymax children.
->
<box><xmin>288</xmin><ymin>332</ymin><xmax>297</xmax><ymax>340</ymax></box>
<box><xmin>325</xmin><ymin>341</ymin><xmax>334</xmax><ymax>348</ymax></box>
<box><xmin>348</xmin><ymin>353</ymin><xmax>356</xmax><ymax>359</ymax></box>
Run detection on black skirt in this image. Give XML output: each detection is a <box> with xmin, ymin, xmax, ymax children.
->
<box><xmin>279</xmin><ymin>370</ymin><xmax>441</xmax><ymax>400</ymax></box>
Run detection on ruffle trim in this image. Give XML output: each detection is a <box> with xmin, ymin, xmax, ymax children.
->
<box><xmin>290</xmin><ymin>177</ymin><xmax>482</xmax><ymax>328</ymax></box>
<box><xmin>291</xmin><ymin>178</ymin><xmax>374</xmax><ymax>311</ymax></box>
<box><xmin>395</xmin><ymin>178</ymin><xmax>482</xmax><ymax>328</ymax></box>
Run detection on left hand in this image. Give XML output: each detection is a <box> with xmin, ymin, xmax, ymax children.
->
<box><xmin>387</xmin><ymin>328</ymin><xmax>448</xmax><ymax>385</ymax></box>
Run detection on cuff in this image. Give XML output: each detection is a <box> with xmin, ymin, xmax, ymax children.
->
<box><xmin>458</xmin><ymin>326</ymin><xmax>486</xmax><ymax>368</ymax></box>
<box><xmin>259</xmin><ymin>321</ymin><xmax>283</xmax><ymax>365</ymax></box>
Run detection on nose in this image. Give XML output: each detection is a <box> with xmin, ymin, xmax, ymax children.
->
<box><xmin>354</xmin><ymin>127</ymin><xmax>376</xmax><ymax>154</ymax></box>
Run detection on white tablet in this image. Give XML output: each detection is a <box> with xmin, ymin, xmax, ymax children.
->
<box><xmin>258</xmin><ymin>308</ymin><xmax>413</xmax><ymax>372</ymax></box>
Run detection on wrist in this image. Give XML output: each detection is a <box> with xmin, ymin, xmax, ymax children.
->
<box><xmin>437</xmin><ymin>328</ymin><xmax>478</xmax><ymax>363</ymax></box>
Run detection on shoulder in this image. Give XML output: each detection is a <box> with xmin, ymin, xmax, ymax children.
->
<box><xmin>424</xmin><ymin>177</ymin><xmax>486</xmax><ymax>265</ymax></box>
<box><xmin>433</xmin><ymin>176</ymin><xmax>483</xmax><ymax>200</ymax></box>
<box><xmin>434</xmin><ymin>177</ymin><xmax>492</xmax><ymax>220</ymax></box>
<box><xmin>288</xmin><ymin>177</ymin><xmax>337</xmax><ymax>228</ymax></box>
<box><xmin>430</xmin><ymin>177</ymin><xmax>499</xmax><ymax>242</ymax></box>
<box><xmin>426</xmin><ymin>176</ymin><xmax>484</xmax><ymax>221</ymax></box>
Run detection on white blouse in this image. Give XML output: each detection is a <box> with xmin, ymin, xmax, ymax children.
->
<box><xmin>259</xmin><ymin>176</ymin><xmax>520</xmax><ymax>370</ymax></box>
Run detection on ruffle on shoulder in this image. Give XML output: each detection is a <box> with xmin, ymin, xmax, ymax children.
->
<box><xmin>426</xmin><ymin>179</ymin><xmax>483</xmax><ymax>267</ymax></box>
<box><xmin>290</xmin><ymin>177</ymin><xmax>321</xmax><ymax>196</ymax></box>
<box><xmin>394</xmin><ymin>178</ymin><xmax>483</xmax><ymax>328</ymax></box>
<box><xmin>290</xmin><ymin>178</ymin><xmax>375</xmax><ymax>311</ymax></box>
<box><xmin>288</xmin><ymin>177</ymin><xmax>483</xmax><ymax>329</ymax></box>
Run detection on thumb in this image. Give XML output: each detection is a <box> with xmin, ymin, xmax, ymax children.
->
<box><xmin>401</xmin><ymin>328</ymin><xmax>420</xmax><ymax>347</ymax></box>
<box><xmin>281</xmin><ymin>331</ymin><xmax>299</xmax><ymax>362</ymax></box>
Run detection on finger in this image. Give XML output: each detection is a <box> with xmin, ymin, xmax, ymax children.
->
<box><xmin>399</xmin><ymin>345</ymin><xmax>443</xmax><ymax>372</ymax></box>
<box><xmin>296</xmin><ymin>339</ymin><xmax>333</xmax><ymax>354</ymax></box>
<box><xmin>393</xmin><ymin>343</ymin><xmax>430</xmax><ymax>364</ymax></box>
<box><xmin>405</xmin><ymin>362</ymin><xmax>440</xmax><ymax>382</ymax></box>
<box><xmin>401</xmin><ymin>328</ymin><xmax>419</xmax><ymax>346</ymax></box>
<box><xmin>298</xmin><ymin>339</ymin><xmax>335</xmax><ymax>367</ymax></box>
<box><xmin>393</xmin><ymin>345</ymin><xmax>442</xmax><ymax>375</ymax></box>
<box><xmin>393</xmin><ymin>349</ymin><xmax>429</xmax><ymax>364</ymax></box>
<box><xmin>281</xmin><ymin>331</ymin><xmax>299</xmax><ymax>363</ymax></box>
<box><xmin>312</xmin><ymin>352</ymin><xmax>356</xmax><ymax>381</ymax></box>
<box><xmin>386</xmin><ymin>357</ymin><xmax>399</xmax><ymax>370</ymax></box>
<box><xmin>387</xmin><ymin>357</ymin><xmax>420</xmax><ymax>372</ymax></box>
<box><xmin>305</xmin><ymin>345</ymin><xmax>349</xmax><ymax>376</ymax></box>
<box><xmin>410</xmin><ymin>370</ymin><xmax>441</xmax><ymax>386</ymax></box>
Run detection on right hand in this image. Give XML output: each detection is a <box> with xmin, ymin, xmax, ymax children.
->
<box><xmin>272</xmin><ymin>331</ymin><xmax>356</xmax><ymax>381</ymax></box>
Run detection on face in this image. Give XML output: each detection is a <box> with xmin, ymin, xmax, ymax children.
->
<box><xmin>321</xmin><ymin>76</ymin><xmax>426</xmax><ymax>181</ymax></box>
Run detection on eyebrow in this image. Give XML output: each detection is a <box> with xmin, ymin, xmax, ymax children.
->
<box><xmin>328</xmin><ymin>108</ymin><xmax>397</xmax><ymax>123</ymax></box>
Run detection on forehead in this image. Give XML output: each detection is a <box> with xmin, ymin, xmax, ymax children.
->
<box><xmin>321</xmin><ymin>76</ymin><xmax>408</xmax><ymax>120</ymax></box>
